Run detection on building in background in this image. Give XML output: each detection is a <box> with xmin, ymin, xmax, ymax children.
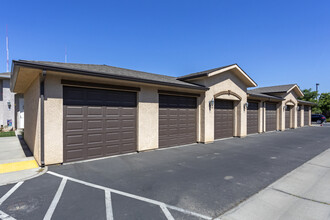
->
<box><xmin>0</xmin><ymin>72</ymin><xmax>24</xmax><ymax>130</ymax></box>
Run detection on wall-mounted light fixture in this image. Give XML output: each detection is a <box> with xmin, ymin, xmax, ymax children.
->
<box><xmin>7</xmin><ymin>101</ymin><xmax>11</xmax><ymax>110</ymax></box>
<box><xmin>209</xmin><ymin>98</ymin><xmax>215</xmax><ymax>110</ymax></box>
<box><xmin>283</xmin><ymin>105</ymin><xmax>287</xmax><ymax>111</ymax></box>
<box><xmin>297</xmin><ymin>106</ymin><xmax>301</xmax><ymax>111</ymax></box>
<box><xmin>244</xmin><ymin>102</ymin><xmax>249</xmax><ymax>110</ymax></box>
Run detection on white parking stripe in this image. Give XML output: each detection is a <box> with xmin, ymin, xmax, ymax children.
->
<box><xmin>105</xmin><ymin>190</ymin><xmax>114</xmax><ymax>220</ymax></box>
<box><xmin>0</xmin><ymin>182</ymin><xmax>23</xmax><ymax>206</ymax></box>
<box><xmin>47</xmin><ymin>171</ymin><xmax>211</xmax><ymax>220</ymax></box>
<box><xmin>160</xmin><ymin>204</ymin><xmax>175</xmax><ymax>220</ymax></box>
<box><xmin>0</xmin><ymin>210</ymin><xmax>16</xmax><ymax>220</ymax></box>
<box><xmin>44</xmin><ymin>178</ymin><xmax>67</xmax><ymax>220</ymax></box>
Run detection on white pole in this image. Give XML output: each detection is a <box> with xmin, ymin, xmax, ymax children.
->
<box><xmin>6</xmin><ymin>25</ymin><xmax>9</xmax><ymax>72</ymax></box>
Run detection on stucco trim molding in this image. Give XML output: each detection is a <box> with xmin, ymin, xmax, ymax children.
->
<box><xmin>285</xmin><ymin>99</ymin><xmax>296</xmax><ymax>106</ymax></box>
<box><xmin>214</xmin><ymin>90</ymin><xmax>242</xmax><ymax>101</ymax></box>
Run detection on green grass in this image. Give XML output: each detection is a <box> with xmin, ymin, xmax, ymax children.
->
<box><xmin>0</xmin><ymin>131</ymin><xmax>16</xmax><ymax>137</ymax></box>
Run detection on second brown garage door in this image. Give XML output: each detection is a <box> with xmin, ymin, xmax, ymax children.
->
<box><xmin>247</xmin><ymin>101</ymin><xmax>259</xmax><ymax>134</ymax></box>
<box><xmin>215</xmin><ymin>100</ymin><xmax>234</xmax><ymax>139</ymax></box>
<box><xmin>304</xmin><ymin>106</ymin><xmax>310</xmax><ymax>126</ymax></box>
<box><xmin>285</xmin><ymin>106</ymin><xmax>291</xmax><ymax>129</ymax></box>
<box><xmin>297</xmin><ymin>105</ymin><xmax>302</xmax><ymax>127</ymax></box>
<box><xmin>266</xmin><ymin>102</ymin><xmax>277</xmax><ymax>131</ymax></box>
<box><xmin>63</xmin><ymin>86</ymin><xmax>137</xmax><ymax>163</ymax></box>
<box><xmin>159</xmin><ymin>95</ymin><xmax>197</xmax><ymax>148</ymax></box>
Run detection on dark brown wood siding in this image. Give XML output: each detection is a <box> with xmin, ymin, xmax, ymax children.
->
<box><xmin>63</xmin><ymin>86</ymin><xmax>137</xmax><ymax>163</ymax></box>
<box><xmin>266</xmin><ymin>102</ymin><xmax>277</xmax><ymax>131</ymax></box>
<box><xmin>247</xmin><ymin>102</ymin><xmax>259</xmax><ymax>134</ymax></box>
<box><xmin>214</xmin><ymin>100</ymin><xmax>234</xmax><ymax>139</ymax></box>
<box><xmin>159</xmin><ymin>95</ymin><xmax>197</xmax><ymax>148</ymax></box>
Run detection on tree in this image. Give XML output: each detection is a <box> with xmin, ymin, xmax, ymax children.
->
<box><xmin>299</xmin><ymin>89</ymin><xmax>320</xmax><ymax>113</ymax></box>
<box><xmin>318</xmin><ymin>93</ymin><xmax>330</xmax><ymax>118</ymax></box>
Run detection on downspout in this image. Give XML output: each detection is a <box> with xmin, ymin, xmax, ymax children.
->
<box><xmin>40</xmin><ymin>70</ymin><xmax>46</xmax><ymax>167</ymax></box>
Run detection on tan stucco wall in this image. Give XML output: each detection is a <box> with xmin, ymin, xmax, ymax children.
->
<box><xmin>191</xmin><ymin>71</ymin><xmax>248</xmax><ymax>143</ymax></box>
<box><xmin>44</xmin><ymin>74</ymin><xmax>63</xmax><ymax>164</ymax></box>
<box><xmin>137</xmin><ymin>86</ymin><xmax>158</xmax><ymax>151</ymax></box>
<box><xmin>24</xmin><ymin>75</ymin><xmax>41</xmax><ymax>165</ymax></box>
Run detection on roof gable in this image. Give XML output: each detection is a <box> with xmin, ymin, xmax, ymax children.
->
<box><xmin>178</xmin><ymin>64</ymin><xmax>257</xmax><ymax>87</ymax></box>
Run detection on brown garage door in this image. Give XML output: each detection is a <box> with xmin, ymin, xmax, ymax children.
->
<box><xmin>285</xmin><ymin>106</ymin><xmax>291</xmax><ymax>129</ymax></box>
<box><xmin>247</xmin><ymin>102</ymin><xmax>259</xmax><ymax>134</ymax></box>
<box><xmin>297</xmin><ymin>106</ymin><xmax>301</xmax><ymax>127</ymax></box>
<box><xmin>63</xmin><ymin>86</ymin><xmax>137</xmax><ymax>163</ymax></box>
<box><xmin>304</xmin><ymin>106</ymin><xmax>310</xmax><ymax>126</ymax></box>
<box><xmin>159</xmin><ymin>94</ymin><xmax>197</xmax><ymax>148</ymax></box>
<box><xmin>215</xmin><ymin>100</ymin><xmax>234</xmax><ymax>139</ymax></box>
<box><xmin>266</xmin><ymin>102</ymin><xmax>277</xmax><ymax>131</ymax></box>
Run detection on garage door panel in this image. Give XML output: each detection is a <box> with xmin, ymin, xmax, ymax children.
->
<box><xmin>266</xmin><ymin>103</ymin><xmax>277</xmax><ymax>131</ymax></box>
<box><xmin>65</xmin><ymin>106</ymin><xmax>84</xmax><ymax>117</ymax></box>
<box><xmin>66</xmin><ymin>134</ymin><xmax>84</xmax><ymax>146</ymax></box>
<box><xmin>63</xmin><ymin>86</ymin><xmax>137</xmax><ymax>163</ymax></box>
<box><xmin>159</xmin><ymin>94</ymin><xmax>197</xmax><ymax>148</ymax></box>
<box><xmin>215</xmin><ymin>100</ymin><xmax>234</xmax><ymax>139</ymax></box>
<box><xmin>66</xmin><ymin>149</ymin><xmax>85</xmax><ymax>162</ymax></box>
<box><xmin>247</xmin><ymin>102</ymin><xmax>259</xmax><ymax>134</ymax></box>
<box><xmin>285</xmin><ymin>107</ymin><xmax>291</xmax><ymax>128</ymax></box>
<box><xmin>87</xmin><ymin>107</ymin><xmax>103</xmax><ymax>116</ymax></box>
<box><xmin>304</xmin><ymin>106</ymin><xmax>309</xmax><ymax>125</ymax></box>
<box><xmin>66</xmin><ymin>120</ymin><xmax>84</xmax><ymax>132</ymax></box>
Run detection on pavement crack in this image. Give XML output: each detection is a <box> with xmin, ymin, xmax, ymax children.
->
<box><xmin>307</xmin><ymin>162</ymin><xmax>330</xmax><ymax>169</ymax></box>
<box><xmin>270</xmin><ymin>187</ymin><xmax>330</xmax><ymax>206</ymax></box>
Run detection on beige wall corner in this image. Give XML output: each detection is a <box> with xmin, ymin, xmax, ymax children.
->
<box><xmin>258</xmin><ymin>101</ymin><xmax>264</xmax><ymax>133</ymax></box>
<box><xmin>44</xmin><ymin>74</ymin><xmax>63</xmax><ymax>165</ymax></box>
<box><xmin>300</xmin><ymin>106</ymin><xmax>304</xmax><ymax>127</ymax></box>
<box><xmin>137</xmin><ymin>86</ymin><xmax>159</xmax><ymax>151</ymax></box>
<box><xmin>24</xmin><ymin>75</ymin><xmax>41</xmax><ymax>165</ymax></box>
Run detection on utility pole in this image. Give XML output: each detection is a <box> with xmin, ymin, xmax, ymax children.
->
<box><xmin>316</xmin><ymin>83</ymin><xmax>319</xmax><ymax>102</ymax></box>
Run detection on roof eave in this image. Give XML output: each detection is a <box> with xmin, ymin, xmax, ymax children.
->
<box><xmin>12</xmin><ymin>60</ymin><xmax>209</xmax><ymax>92</ymax></box>
<box><xmin>247</xmin><ymin>93</ymin><xmax>284</xmax><ymax>101</ymax></box>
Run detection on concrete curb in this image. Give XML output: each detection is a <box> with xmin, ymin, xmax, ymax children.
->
<box><xmin>0</xmin><ymin>166</ymin><xmax>48</xmax><ymax>186</ymax></box>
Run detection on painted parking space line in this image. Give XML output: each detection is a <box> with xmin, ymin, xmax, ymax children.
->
<box><xmin>160</xmin><ymin>204</ymin><xmax>175</xmax><ymax>220</ymax></box>
<box><xmin>0</xmin><ymin>210</ymin><xmax>16</xmax><ymax>220</ymax></box>
<box><xmin>0</xmin><ymin>182</ymin><xmax>23</xmax><ymax>206</ymax></box>
<box><xmin>105</xmin><ymin>190</ymin><xmax>114</xmax><ymax>220</ymax></box>
<box><xmin>47</xmin><ymin>171</ymin><xmax>212</xmax><ymax>220</ymax></box>
<box><xmin>44</xmin><ymin>178</ymin><xmax>67</xmax><ymax>220</ymax></box>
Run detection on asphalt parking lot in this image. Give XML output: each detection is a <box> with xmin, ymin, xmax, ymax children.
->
<box><xmin>0</xmin><ymin>125</ymin><xmax>329</xmax><ymax>220</ymax></box>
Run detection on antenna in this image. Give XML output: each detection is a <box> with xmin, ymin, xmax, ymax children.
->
<box><xmin>65</xmin><ymin>46</ymin><xmax>67</xmax><ymax>63</ymax></box>
<box><xmin>6</xmin><ymin>25</ymin><xmax>9</xmax><ymax>72</ymax></box>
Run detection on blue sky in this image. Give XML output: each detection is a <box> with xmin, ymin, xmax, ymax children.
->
<box><xmin>1</xmin><ymin>0</ymin><xmax>329</xmax><ymax>93</ymax></box>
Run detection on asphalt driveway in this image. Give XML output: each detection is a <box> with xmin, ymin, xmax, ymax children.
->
<box><xmin>0</xmin><ymin>125</ymin><xmax>329</xmax><ymax>220</ymax></box>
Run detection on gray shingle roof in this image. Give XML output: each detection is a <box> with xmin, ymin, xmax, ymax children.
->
<box><xmin>249</xmin><ymin>84</ymin><xmax>296</xmax><ymax>94</ymax></box>
<box><xmin>177</xmin><ymin>64</ymin><xmax>236</xmax><ymax>80</ymax></box>
<box><xmin>247</xmin><ymin>91</ymin><xmax>283</xmax><ymax>100</ymax></box>
<box><xmin>298</xmin><ymin>99</ymin><xmax>317</xmax><ymax>105</ymax></box>
<box><xmin>14</xmin><ymin>60</ymin><xmax>208</xmax><ymax>91</ymax></box>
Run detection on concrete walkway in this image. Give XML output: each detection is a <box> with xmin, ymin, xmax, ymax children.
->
<box><xmin>218</xmin><ymin>148</ymin><xmax>330</xmax><ymax>220</ymax></box>
<box><xmin>0</xmin><ymin>136</ymin><xmax>42</xmax><ymax>185</ymax></box>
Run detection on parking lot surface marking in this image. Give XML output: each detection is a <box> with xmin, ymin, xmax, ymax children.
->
<box><xmin>47</xmin><ymin>171</ymin><xmax>212</xmax><ymax>220</ymax></box>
